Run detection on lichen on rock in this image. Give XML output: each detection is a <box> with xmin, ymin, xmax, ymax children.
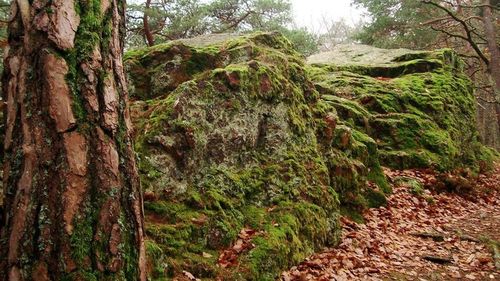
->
<box><xmin>123</xmin><ymin>34</ymin><xmax>495</xmax><ymax>280</ymax></box>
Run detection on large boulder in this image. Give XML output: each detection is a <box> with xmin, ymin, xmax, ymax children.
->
<box><xmin>126</xmin><ymin>33</ymin><xmax>389</xmax><ymax>280</ymax></box>
<box><xmin>308</xmin><ymin>44</ymin><xmax>497</xmax><ymax>171</ymax></box>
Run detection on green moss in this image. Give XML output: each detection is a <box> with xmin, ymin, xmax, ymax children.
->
<box><xmin>236</xmin><ymin>202</ymin><xmax>339</xmax><ymax>281</ymax></box>
<box><xmin>476</xmin><ymin>145</ymin><xmax>500</xmax><ymax>172</ymax></box>
<box><xmin>363</xmin><ymin>189</ymin><xmax>388</xmax><ymax>208</ymax></box>
<box><xmin>309</xmin><ymin>51</ymin><xmax>489</xmax><ymax>172</ymax></box>
<box><xmin>146</xmin><ymin>240</ymin><xmax>168</xmax><ymax>278</ymax></box>
<box><xmin>128</xmin><ymin>33</ymin><xmax>345</xmax><ymax>280</ymax></box>
<box><xmin>340</xmin><ymin>206</ymin><xmax>365</xmax><ymax>224</ymax></box>
<box><xmin>124</xmin><ymin>33</ymin><xmax>493</xmax><ymax>280</ymax></box>
<box><xmin>368</xmin><ymin>167</ymin><xmax>391</xmax><ymax>193</ymax></box>
<box><xmin>63</xmin><ymin>0</ymin><xmax>111</xmax><ymax>123</ymax></box>
<box><xmin>144</xmin><ymin>201</ymin><xmax>203</xmax><ymax>223</ymax></box>
<box><xmin>70</xmin><ymin>212</ymin><xmax>94</xmax><ymax>264</ymax></box>
<box><xmin>395</xmin><ymin>176</ymin><xmax>424</xmax><ymax>195</ymax></box>
<box><xmin>241</xmin><ymin>206</ymin><xmax>268</xmax><ymax>229</ymax></box>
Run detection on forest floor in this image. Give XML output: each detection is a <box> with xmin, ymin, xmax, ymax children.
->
<box><xmin>280</xmin><ymin>164</ymin><xmax>500</xmax><ymax>281</ymax></box>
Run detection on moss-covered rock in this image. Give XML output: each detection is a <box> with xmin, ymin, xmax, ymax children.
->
<box><xmin>308</xmin><ymin>44</ymin><xmax>497</xmax><ymax>171</ymax></box>
<box><xmin>126</xmin><ymin>33</ymin><xmax>390</xmax><ymax>280</ymax></box>
<box><xmin>125</xmin><ymin>35</ymin><xmax>495</xmax><ymax>280</ymax></box>
<box><xmin>125</xmin><ymin>33</ymin><xmax>300</xmax><ymax>100</ymax></box>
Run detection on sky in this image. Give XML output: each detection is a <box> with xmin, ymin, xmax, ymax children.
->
<box><xmin>130</xmin><ymin>0</ymin><xmax>366</xmax><ymax>32</ymax></box>
<box><xmin>290</xmin><ymin>0</ymin><xmax>366</xmax><ymax>31</ymax></box>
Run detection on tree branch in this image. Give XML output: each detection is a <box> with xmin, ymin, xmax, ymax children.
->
<box><xmin>421</xmin><ymin>0</ymin><xmax>490</xmax><ymax>65</ymax></box>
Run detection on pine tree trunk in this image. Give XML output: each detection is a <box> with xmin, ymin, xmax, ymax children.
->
<box><xmin>482</xmin><ymin>0</ymin><xmax>500</xmax><ymax>133</ymax></box>
<box><xmin>144</xmin><ymin>0</ymin><xmax>155</xmax><ymax>46</ymax></box>
<box><xmin>0</xmin><ymin>1</ymin><xmax>146</xmax><ymax>280</ymax></box>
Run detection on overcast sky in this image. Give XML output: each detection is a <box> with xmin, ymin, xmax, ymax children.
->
<box><xmin>291</xmin><ymin>0</ymin><xmax>366</xmax><ymax>31</ymax></box>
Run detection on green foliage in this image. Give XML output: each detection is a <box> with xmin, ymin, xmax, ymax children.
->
<box><xmin>126</xmin><ymin>0</ymin><xmax>291</xmax><ymax>44</ymax></box>
<box><xmin>207</xmin><ymin>0</ymin><xmax>292</xmax><ymax>32</ymax></box>
<box><xmin>280</xmin><ymin>27</ymin><xmax>319</xmax><ymax>56</ymax></box>
<box><xmin>352</xmin><ymin>0</ymin><xmax>442</xmax><ymax>49</ymax></box>
<box><xmin>127</xmin><ymin>0</ymin><xmax>211</xmax><ymax>47</ymax></box>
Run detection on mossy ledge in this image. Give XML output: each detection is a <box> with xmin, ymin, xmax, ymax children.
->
<box><xmin>124</xmin><ymin>33</ymin><xmax>496</xmax><ymax>280</ymax></box>
<box><xmin>307</xmin><ymin>43</ymin><xmax>498</xmax><ymax>172</ymax></box>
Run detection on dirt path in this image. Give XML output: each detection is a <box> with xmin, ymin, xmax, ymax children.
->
<box><xmin>281</xmin><ymin>165</ymin><xmax>500</xmax><ymax>281</ymax></box>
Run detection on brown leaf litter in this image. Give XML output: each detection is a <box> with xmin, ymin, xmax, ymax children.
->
<box><xmin>280</xmin><ymin>164</ymin><xmax>500</xmax><ymax>281</ymax></box>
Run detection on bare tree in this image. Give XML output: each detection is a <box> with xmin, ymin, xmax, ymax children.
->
<box><xmin>315</xmin><ymin>17</ymin><xmax>362</xmax><ymax>51</ymax></box>
<box><xmin>481</xmin><ymin>0</ymin><xmax>500</xmax><ymax>128</ymax></box>
<box><xmin>422</xmin><ymin>0</ymin><xmax>500</xmax><ymax>144</ymax></box>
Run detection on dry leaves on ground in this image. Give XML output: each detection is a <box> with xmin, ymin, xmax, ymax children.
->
<box><xmin>281</xmin><ymin>165</ymin><xmax>500</xmax><ymax>281</ymax></box>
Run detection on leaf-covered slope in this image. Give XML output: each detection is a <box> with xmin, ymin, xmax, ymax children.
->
<box><xmin>308</xmin><ymin>44</ymin><xmax>496</xmax><ymax>171</ymax></box>
<box><xmin>126</xmin><ymin>33</ymin><xmax>389</xmax><ymax>280</ymax></box>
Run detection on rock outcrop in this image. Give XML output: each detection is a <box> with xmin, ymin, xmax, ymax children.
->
<box><xmin>123</xmin><ymin>33</ymin><xmax>495</xmax><ymax>280</ymax></box>
<box><xmin>308</xmin><ymin>44</ymin><xmax>496</xmax><ymax>171</ymax></box>
<box><xmin>126</xmin><ymin>33</ymin><xmax>390</xmax><ymax>280</ymax></box>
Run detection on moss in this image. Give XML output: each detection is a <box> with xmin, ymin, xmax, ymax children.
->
<box><xmin>236</xmin><ymin>202</ymin><xmax>339</xmax><ymax>281</ymax></box>
<box><xmin>124</xmin><ymin>33</ymin><xmax>493</xmax><ymax>280</ymax></box>
<box><xmin>241</xmin><ymin>206</ymin><xmax>268</xmax><ymax>229</ymax></box>
<box><xmin>340</xmin><ymin>206</ymin><xmax>365</xmax><ymax>224</ymax></box>
<box><xmin>144</xmin><ymin>201</ymin><xmax>203</xmax><ymax>223</ymax></box>
<box><xmin>146</xmin><ymin>240</ymin><xmax>168</xmax><ymax>278</ymax></box>
<box><xmin>64</xmin><ymin>200</ymin><xmax>114</xmax><ymax>281</ymax></box>
<box><xmin>476</xmin><ymin>145</ymin><xmax>500</xmax><ymax>172</ymax></box>
<box><xmin>425</xmin><ymin>195</ymin><xmax>436</xmax><ymax>204</ymax></box>
<box><xmin>125</xmin><ymin>32</ymin><xmax>304</xmax><ymax>101</ymax></box>
<box><xmin>363</xmin><ymin>189</ymin><xmax>388</xmax><ymax>208</ymax></box>
<box><xmin>309</xmin><ymin>51</ymin><xmax>490</xmax><ymax>172</ymax></box>
<box><xmin>206</xmin><ymin>212</ymin><xmax>242</xmax><ymax>249</ymax></box>
<box><xmin>70</xmin><ymin>212</ymin><xmax>94</xmax><ymax>264</ymax></box>
<box><xmin>368</xmin><ymin>167</ymin><xmax>391</xmax><ymax>193</ymax></box>
<box><xmin>395</xmin><ymin>176</ymin><xmax>424</xmax><ymax>195</ymax></box>
<box><xmin>63</xmin><ymin>0</ymin><xmax>113</xmax><ymax>123</ymax></box>
<box><xmin>128</xmin><ymin>32</ymin><xmax>346</xmax><ymax>280</ymax></box>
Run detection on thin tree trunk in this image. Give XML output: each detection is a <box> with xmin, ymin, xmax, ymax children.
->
<box><xmin>482</xmin><ymin>0</ymin><xmax>500</xmax><ymax>131</ymax></box>
<box><xmin>144</xmin><ymin>0</ymin><xmax>155</xmax><ymax>46</ymax></box>
<box><xmin>0</xmin><ymin>0</ymin><xmax>146</xmax><ymax>280</ymax></box>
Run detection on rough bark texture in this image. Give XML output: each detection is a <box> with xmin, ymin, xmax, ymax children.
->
<box><xmin>0</xmin><ymin>0</ymin><xmax>146</xmax><ymax>280</ymax></box>
<box><xmin>482</xmin><ymin>0</ymin><xmax>500</xmax><ymax>135</ymax></box>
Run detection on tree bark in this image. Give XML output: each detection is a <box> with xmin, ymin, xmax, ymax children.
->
<box><xmin>482</xmin><ymin>0</ymin><xmax>500</xmax><ymax>132</ymax></box>
<box><xmin>0</xmin><ymin>0</ymin><xmax>146</xmax><ymax>280</ymax></box>
<box><xmin>144</xmin><ymin>0</ymin><xmax>155</xmax><ymax>46</ymax></box>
